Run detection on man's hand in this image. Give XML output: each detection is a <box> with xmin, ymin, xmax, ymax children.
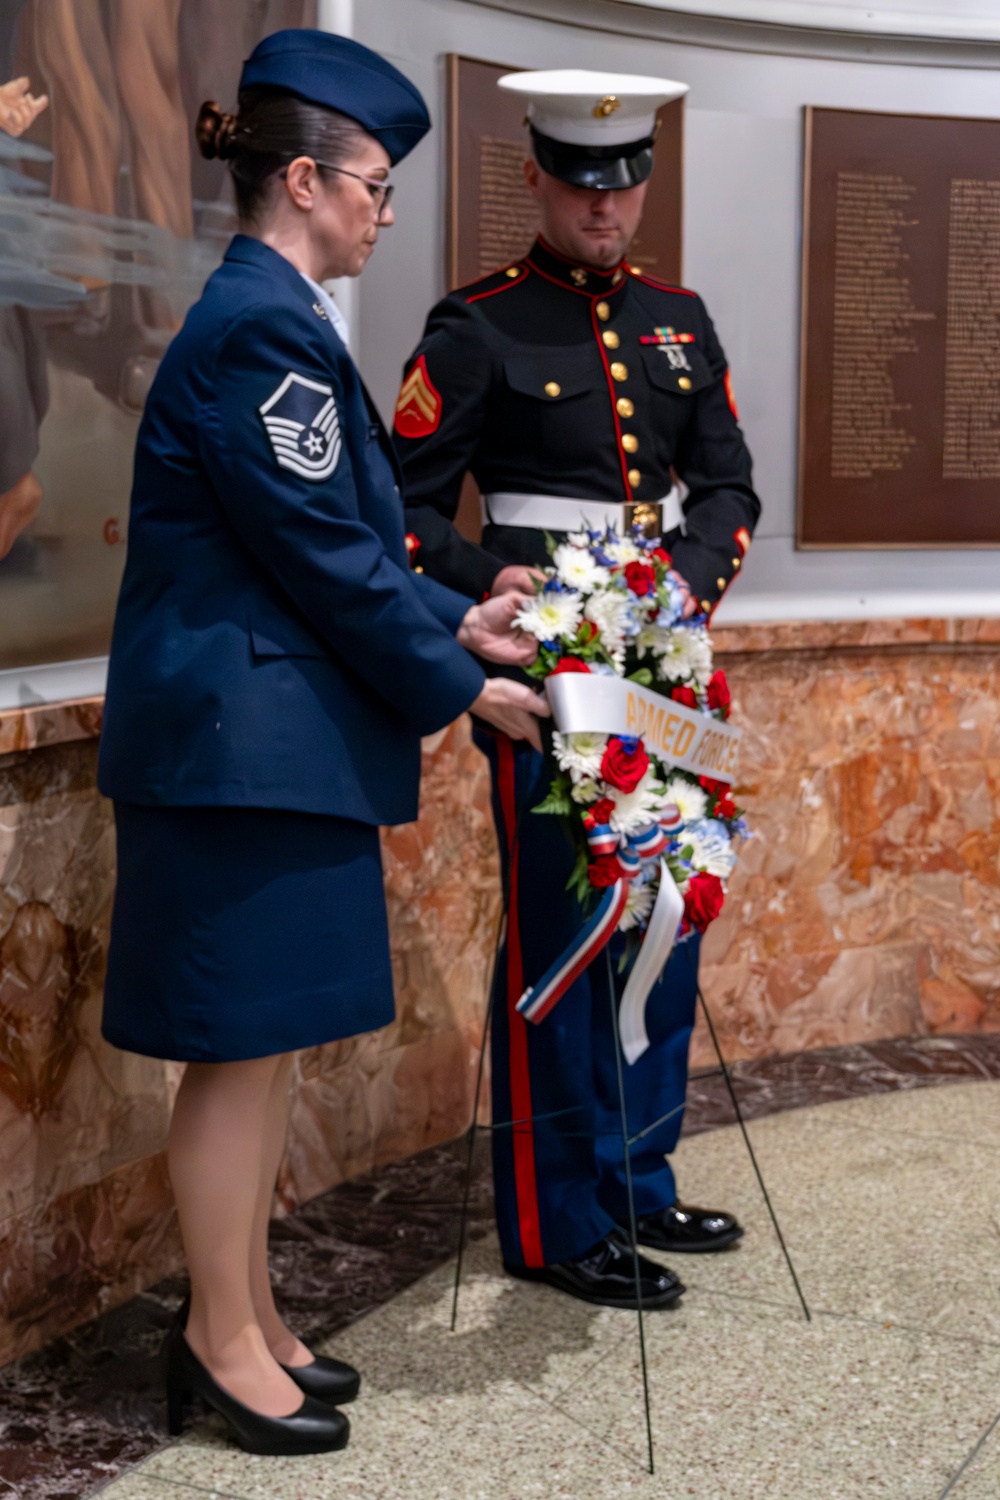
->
<box><xmin>0</xmin><ymin>78</ymin><xmax>48</xmax><ymax>139</ymax></box>
<box><xmin>673</xmin><ymin>569</ymin><xmax>700</xmax><ymax>618</ymax></box>
<box><xmin>471</xmin><ymin>678</ymin><xmax>551</xmax><ymax>752</ymax></box>
<box><xmin>457</xmin><ymin>592</ymin><xmax>539</xmax><ymax>668</ymax></box>
<box><xmin>491</xmin><ymin>564</ymin><xmax>545</xmax><ymax>596</ymax></box>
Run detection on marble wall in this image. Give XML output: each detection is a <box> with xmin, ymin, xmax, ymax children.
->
<box><xmin>697</xmin><ymin>619</ymin><xmax>1000</xmax><ymax>1065</ymax></box>
<box><xmin>4</xmin><ymin>617</ymin><xmax>1000</xmax><ymax>1363</ymax></box>
<box><xmin>0</xmin><ymin>711</ymin><xmax>499</xmax><ymax>1366</ymax></box>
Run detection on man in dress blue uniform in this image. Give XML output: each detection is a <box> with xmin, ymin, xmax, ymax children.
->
<box><xmin>394</xmin><ymin>70</ymin><xmax>761</xmax><ymax>1308</ymax></box>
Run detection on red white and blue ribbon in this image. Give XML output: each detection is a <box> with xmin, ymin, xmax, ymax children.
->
<box><xmin>516</xmin><ymin>878</ymin><xmax>630</xmax><ymax>1025</ymax></box>
<box><xmin>618</xmin><ymin>860</ymin><xmax>685</xmax><ymax>1064</ymax></box>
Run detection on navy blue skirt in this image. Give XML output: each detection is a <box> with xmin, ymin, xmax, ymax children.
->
<box><xmin>102</xmin><ymin>803</ymin><xmax>395</xmax><ymax>1062</ymax></box>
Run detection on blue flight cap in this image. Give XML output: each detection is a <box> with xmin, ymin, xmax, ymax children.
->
<box><xmin>239</xmin><ymin>30</ymin><xmax>430</xmax><ymax>165</ymax></box>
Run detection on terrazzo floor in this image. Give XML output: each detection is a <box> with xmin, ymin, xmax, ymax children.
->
<box><xmin>87</xmin><ymin>1077</ymin><xmax>1000</xmax><ymax>1500</ymax></box>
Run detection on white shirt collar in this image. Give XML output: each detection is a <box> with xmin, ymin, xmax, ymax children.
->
<box><xmin>299</xmin><ymin>271</ymin><xmax>350</xmax><ymax>349</ymax></box>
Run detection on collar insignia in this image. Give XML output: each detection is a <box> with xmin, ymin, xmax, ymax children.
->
<box><xmin>312</xmin><ymin>301</ymin><xmax>328</xmax><ymax>319</ymax></box>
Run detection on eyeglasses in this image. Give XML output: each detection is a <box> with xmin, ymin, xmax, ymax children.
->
<box><xmin>313</xmin><ymin>160</ymin><xmax>394</xmax><ymax>218</ymax></box>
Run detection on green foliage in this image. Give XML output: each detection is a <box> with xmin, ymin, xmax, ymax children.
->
<box><xmin>626</xmin><ymin>667</ymin><xmax>653</xmax><ymax>686</ymax></box>
<box><xmin>565</xmin><ymin>845</ymin><xmax>592</xmax><ymax>902</ymax></box>
<box><xmin>532</xmin><ymin>775</ymin><xmax>573</xmax><ymax>817</ymax></box>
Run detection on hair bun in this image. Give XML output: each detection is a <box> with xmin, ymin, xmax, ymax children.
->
<box><xmin>195</xmin><ymin>100</ymin><xmax>239</xmax><ymax>160</ymax></box>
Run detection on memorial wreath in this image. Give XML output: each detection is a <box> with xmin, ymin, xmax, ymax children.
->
<box><xmin>512</xmin><ymin>525</ymin><xmax>746</xmax><ymax>1062</ymax></box>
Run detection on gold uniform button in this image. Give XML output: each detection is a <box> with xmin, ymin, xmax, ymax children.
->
<box><xmin>415</xmin><ymin>565</ymin><xmax>424</xmax><ymax>573</ymax></box>
<box><xmin>544</xmin><ymin>381</ymin><xmax>561</xmax><ymax>397</ymax></box>
<box><xmin>616</xmin><ymin>397</ymin><xmax>634</xmax><ymax>418</ymax></box>
<box><xmin>701</xmin><ymin>599</ymin><xmax>711</xmax><ymax>611</ymax></box>
<box><xmin>628</xmin><ymin>468</ymin><xmax>641</xmax><ymax>489</ymax></box>
<box><xmin>621</xmin><ymin>433</ymin><xmax>639</xmax><ymax>453</ymax></box>
<box><xmin>610</xmin><ymin>362</ymin><xmax>628</xmax><ymax>382</ymax></box>
<box><xmin>678</xmin><ymin>376</ymin><xmax>692</xmax><ymax>391</ymax></box>
<box><xmin>717</xmin><ymin>577</ymin><xmax>727</xmax><ymax>590</ymax></box>
<box><xmin>596</xmin><ymin>301</ymin><xmax>610</xmax><ymax>321</ymax></box>
<box><xmin>732</xmin><ymin>557</ymin><xmax>741</xmax><ymax>569</ymax></box>
<box><xmin>602</xmin><ymin>330</ymin><xmax>620</xmax><ymax>350</ymax></box>
<box><xmin>505</xmin><ymin>266</ymin><xmax>520</xmax><ymax>278</ymax></box>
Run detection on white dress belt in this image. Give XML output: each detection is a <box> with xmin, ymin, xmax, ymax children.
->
<box><xmin>482</xmin><ymin>487</ymin><xmax>684</xmax><ymax>535</ymax></box>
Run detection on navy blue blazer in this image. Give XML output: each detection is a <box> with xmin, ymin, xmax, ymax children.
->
<box><xmin>98</xmin><ymin>235</ymin><xmax>485</xmax><ymax>826</ymax></box>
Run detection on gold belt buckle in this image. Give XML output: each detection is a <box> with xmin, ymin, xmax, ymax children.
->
<box><xmin>623</xmin><ymin>501</ymin><xmax>663</xmax><ymax>540</ymax></box>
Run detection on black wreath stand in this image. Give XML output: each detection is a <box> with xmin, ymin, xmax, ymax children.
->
<box><xmin>450</xmin><ymin>803</ymin><xmax>810</xmax><ymax>1476</ymax></box>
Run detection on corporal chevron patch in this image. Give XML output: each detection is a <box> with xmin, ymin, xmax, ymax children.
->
<box><xmin>394</xmin><ymin>355</ymin><xmax>442</xmax><ymax>439</ymax></box>
<box><xmin>258</xmin><ymin>372</ymin><xmax>341</xmax><ymax>482</ymax></box>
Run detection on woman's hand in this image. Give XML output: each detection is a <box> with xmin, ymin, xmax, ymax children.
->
<box><xmin>471</xmin><ymin>678</ymin><xmax>551</xmax><ymax>752</ymax></box>
<box><xmin>491</xmin><ymin>564</ymin><xmax>545</xmax><ymax>596</ymax></box>
<box><xmin>457</xmin><ymin>593</ymin><xmax>538</xmax><ymax>667</ymax></box>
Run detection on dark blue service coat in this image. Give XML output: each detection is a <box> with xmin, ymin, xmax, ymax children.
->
<box><xmin>98</xmin><ymin>235</ymin><xmax>485</xmax><ymax>826</ymax></box>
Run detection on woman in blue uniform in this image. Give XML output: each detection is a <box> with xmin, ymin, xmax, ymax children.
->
<box><xmin>97</xmin><ymin>30</ymin><xmax>547</xmax><ymax>1457</ymax></box>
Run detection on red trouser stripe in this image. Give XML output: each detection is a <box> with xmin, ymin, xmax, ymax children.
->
<box><xmin>497</xmin><ymin>736</ymin><xmax>544</xmax><ymax>1268</ymax></box>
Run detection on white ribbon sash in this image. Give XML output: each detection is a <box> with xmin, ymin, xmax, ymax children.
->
<box><xmin>618</xmin><ymin>860</ymin><xmax>686</xmax><ymax>1065</ymax></box>
<box><xmin>546</xmin><ymin>673</ymin><xmax>742</xmax><ymax>785</ymax></box>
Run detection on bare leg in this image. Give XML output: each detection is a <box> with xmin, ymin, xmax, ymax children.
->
<box><xmin>168</xmin><ymin>1054</ymin><xmax>303</xmax><ymax>1416</ymax></box>
<box><xmin>248</xmin><ymin>1052</ymin><xmax>314</xmax><ymax>1368</ymax></box>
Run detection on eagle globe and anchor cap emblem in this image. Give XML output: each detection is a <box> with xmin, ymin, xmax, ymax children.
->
<box><xmin>258</xmin><ymin>372</ymin><xmax>342</xmax><ymax>481</ymax></box>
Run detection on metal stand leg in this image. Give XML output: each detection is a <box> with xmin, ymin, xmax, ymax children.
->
<box><xmin>606</xmin><ymin>947</ymin><xmax>656</xmax><ymax>1476</ymax></box>
<box><xmin>694</xmin><ymin>966</ymin><xmax>811</xmax><ymax>1323</ymax></box>
<box><xmin>450</xmin><ymin>890</ymin><xmax>504</xmax><ymax>1333</ymax></box>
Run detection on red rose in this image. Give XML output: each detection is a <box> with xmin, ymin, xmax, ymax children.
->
<box><xmin>671</xmin><ymin>685</ymin><xmax>698</xmax><ymax>709</ymax></box>
<box><xmin>549</xmin><ymin>656</ymin><xmax>591</xmax><ymax>677</ymax></box>
<box><xmin>707</xmin><ymin>670</ymin><xmax>731</xmax><ymax>715</ymax></box>
<box><xmin>684</xmin><ymin>872</ymin><xmax>725</xmax><ymax>933</ymax></box>
<box><xmin>699</xmin><ymin>774</ymin><xmax>736</xmax><ymax>819</ymax></box>
<box><xmin>600</xmin><ymin>736</ymin><xmax>650</xmax><ymax>793</ymax></box>
<box><xmin>623</xmin><ymin>560</ymin><xmax>657</xmax><ymax>597</ymax></box>
<box><xmin>590</xmin><ymin>796</ymin><xmax>616</xmax><ymax>824</ymax></box>
<box><xmin>588</xmin><ymin>855</ymin><xmax>622</xmax><ymax>888</ymax></box>
<box><xmin>652</xmin><ymin>547</ymin><xmax>672</xmax><ymax>566</ymax></box>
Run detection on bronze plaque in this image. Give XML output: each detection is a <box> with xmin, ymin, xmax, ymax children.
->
<box><xmin>800</xmin><ymin>105</ymin><xmax>1000</xmax><ymax>548</ymax></box>
<box><xmin>446</xmin><ymin>55</ymin><xmax>684</xmax><ymax>291</ymax></box>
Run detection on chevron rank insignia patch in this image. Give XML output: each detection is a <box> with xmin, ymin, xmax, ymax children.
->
<box><xmin>259</xmin><ymin>372</ymin><xmax>341</xmax><ymax>481</ymax></box>
<box><xmin>394</xmin><ymin>355</ymin><xmax>442</xmax><ymax>439</ymax></box>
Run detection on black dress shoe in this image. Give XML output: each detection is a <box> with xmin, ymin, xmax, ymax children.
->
<box><xmin>627</xmin><ymin>1202</ymin><xmax>744</xmax><ymax>1254</ymax></box>
<box><xmin>174</xmin><ymin>1294</ymin><xmax>360</xmax><ymax>1407</ymax></box>
<box><xmin>163</xmin><ymin>1325</ymin><xmax>350</xmax><ymax>1455</ymax></box>
<box><xmin>281</xmin><ymin>1355</ymin><xmax>360</xmax><ymax>1406</ymax></box>
<box><xmin>505</xmin><ymin>1230</ymin><xmax>685</xmax><ymax>1309</ymax></box>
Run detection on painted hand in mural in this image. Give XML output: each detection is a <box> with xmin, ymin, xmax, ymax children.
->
<box><xmin>0</xmin><ymin>75</ymin><xmax>47</xmax><ymax>138</ymax></box>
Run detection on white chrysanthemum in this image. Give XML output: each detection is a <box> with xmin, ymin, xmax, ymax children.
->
<box><xmin>684</xmin><ymin>818</ymin><xmax>737</xmax><ymax>878</ymax></box>
<box><xmin>663</xmin><ymin>775</ymin><xmax>707</xmax><ymax>825</ymax></box>
<box><xmin>514</xmin><ymin>589</ymin><xmax>583</xmax><ymax>642</ymax></box>
<box><xmin>583</xmin><ymin>589</ymin><xmax>631</xmax><ymax>652</ymax></box>
<box><xmin>607</xmin><ymin>769</ymin><xmax>668</xmax><ymax>834</ymax></box>
<box><xmin>552</xmin><ymin>543</ymin><xmax>611</xmax><ymax>593</ymax></box>
<box><xmin>553</xmin><ymin>731</ymin><xmax>607</xmax><ymax>781</ymax></box>
<box><xmin>635</xmin><ymin>623</ymin><xmax>675</xmax><ymax>661</ymax></box>
<box><xmin>655</xmin><ymin>625</ymin><xmax>712</xmax><ymax>686</ymax></box>
<box><xmin>685</xmin><ymin>626</ymin><xmax>714</xmax><ymax>688</ymax></box>
<box><xmin>603</xmin><ymin>537</ymin><xmax>642</xmax><ymax>565</ymax></box>
<box><xmin>618</xmin><ymin>881</ymin><xmax>655</xmax><ymax>932</ymax></box>
<box><xmin>571</xmin><ymin>778</ymin><xmax>601</xmax><ymax>804</ymax></box>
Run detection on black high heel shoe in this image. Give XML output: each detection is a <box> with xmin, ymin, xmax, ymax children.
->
<box><xmin>173</xmin><ymin>1295</ymin><xmax>360</xmax><ymax>1406</ymax></box>
<box><xmin>163</xmin><ymin>1324</ymin><xmax>350</xmax><ymax>1455</ymax></box>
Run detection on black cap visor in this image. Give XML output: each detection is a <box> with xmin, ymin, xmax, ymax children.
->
<box><xmin>530</xmin><ymin>127</ymin><xmax>654</xmax><ymax>190</ymax></box>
